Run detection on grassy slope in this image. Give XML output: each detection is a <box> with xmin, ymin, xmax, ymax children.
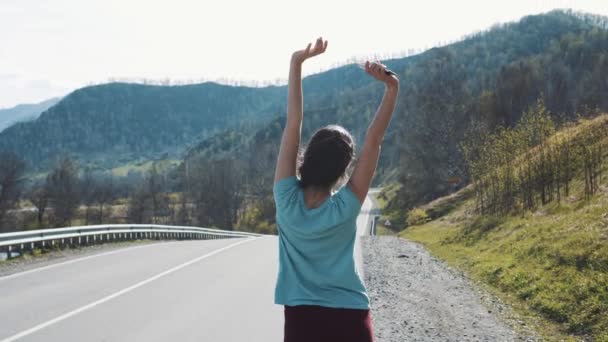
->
<box><xmin>390</xmin><ymin>118</ymin><xmax>608</xmax><ymax>341</ymax></box>
<box><xmin>110</xmin><ymin>159</ymin><xmax>180</xmax><ymax>177</ymax></box>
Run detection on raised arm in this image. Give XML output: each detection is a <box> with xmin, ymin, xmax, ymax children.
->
<box><xmin>274</xmin><ymin>37</ymin><xmax>328</xmax><ymax>183</ymax></box>
<box><xmin>348</xmin><ymin>61</ymin><xmax>399</xmax><ymax>202</ymax></box>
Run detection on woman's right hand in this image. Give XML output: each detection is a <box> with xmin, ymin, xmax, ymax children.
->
<box><xmin>292</xmin><ymin>37</ymin><xmax>328</xmax><ymax>65</ymax></box>
<box><xmin>365</xmin><ymin>61</ymin><xmax>399</xmax><ymax>89</ymax></box>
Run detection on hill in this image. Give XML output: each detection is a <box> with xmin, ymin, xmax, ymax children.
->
<box><xmin>0</xmin><ymin>97</ymin><xmax>60</xmax><ymax>132</ymax></box>
<box><xmin>0</xmin><ymin>83</ymin><xmax>286</xmax><ymax>170</ymax></box>
<box><xmin>392</xmin><ymin>113</ymin><xmax>608</xmax><ymax>340</ymax></box>
<box><xmin>189</xmin><ymin>10</ymin><xmax>608</xmax><ymax>200</ymax></box>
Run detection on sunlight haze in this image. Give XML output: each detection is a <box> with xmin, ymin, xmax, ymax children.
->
<box><xmin>1</xmin><ymin>0</ymin><xmax>607</xmax><ymax>108</ymax></box>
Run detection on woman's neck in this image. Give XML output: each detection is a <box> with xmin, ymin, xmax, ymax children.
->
<box><xmin>303</xmin><ymin>186</ymin><xmax>331</xmax><ymax>209</ymax></box>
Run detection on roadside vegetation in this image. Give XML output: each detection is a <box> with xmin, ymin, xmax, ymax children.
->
<box><xmin>387</xmin><ymin>111</ymin><xmax>608</xmax><ymax>340</ymax></box>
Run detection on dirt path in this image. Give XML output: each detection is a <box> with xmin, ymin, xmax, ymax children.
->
<box><xmin>362</xmin><ymin>236</ymin><xmax>538</xmax><ymax>342</ymax></box>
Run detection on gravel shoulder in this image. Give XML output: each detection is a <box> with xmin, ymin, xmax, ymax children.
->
<box><xmin>362</xmin><ymin>236</ymin><xmax>539</xmax><ymax>342</ymax></box>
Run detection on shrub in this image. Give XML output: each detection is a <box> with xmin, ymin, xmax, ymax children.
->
<box><xmin>406</xmin><ymin>208</ymin><xmax>429</xmax><ymax>226</ymax></box>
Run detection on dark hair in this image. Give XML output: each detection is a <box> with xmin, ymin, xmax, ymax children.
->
<box><xmin>298</xmin><ymin>125</ymin><xmax>355</xmax><ymax>189</ymax></box>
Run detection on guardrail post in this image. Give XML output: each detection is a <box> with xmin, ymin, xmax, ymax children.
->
<box><xmin>6</xmin><ymin>245</ymin><xmax>12</xmax><ymax>260</ymax></box>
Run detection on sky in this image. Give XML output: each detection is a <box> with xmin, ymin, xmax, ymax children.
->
<box><xmin>1</xmin><ymin>0</ymin><xmax>608</xmax><ymax>109</ymax></box>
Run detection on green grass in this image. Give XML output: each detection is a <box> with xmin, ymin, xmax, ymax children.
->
<box><xmin>390</xmin><ymin>115</ymin><xmax>608</xmax><ymax>340</ymax></box>
<box><xmin>372</xmin><ymin>184</ymin><xmax>402</xmax><ymax>235</ymax></box>
<box><xmin>110</xmin><ymin>159</ymin><xmax>180</xmax><ymax>177</ymax></box>
<box><xmin>375</xmin><ymin>223</ymin><xmax>397</xmax><ymax>236</ymax></box>
<box><xmin>400</xmin><ymin>191</ymin><xmax>608</xmax><ymax>341</ymax></box>
<box><xmin>375</xmin><ymin>183</ymin><xmax>401</xmax><ymax>209</ymax></box>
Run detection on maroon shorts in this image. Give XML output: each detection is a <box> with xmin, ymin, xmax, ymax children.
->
<box><xmin>284</xmin><ymin>305</ymin><xmax>374</xmax><ymax>342</ymax></box>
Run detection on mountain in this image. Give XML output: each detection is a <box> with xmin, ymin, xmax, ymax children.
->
<box><xmin>0</xmin><ymin>60</ymin><xmax>405</xmax><ymax>171</ymax></box>
<box><xmin>1</xmin><ymin>10</ymin><xmax>608</xmax><ymax>211</ymax></box>
<box><xmin>0</xmin><ymin>97</ymin><xmax>61</xmax><ymax>132</ymax></box>
<box><xmin>0</xmin><ymin>83</ymin><xmax>285</xmax><ymax>170</ymax></box>
<box><xmin>187</xmin><ymin>10</ymin><xmax>608</xmax><ymax>208</ymax></box>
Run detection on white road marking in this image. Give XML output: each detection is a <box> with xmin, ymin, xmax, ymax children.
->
<box><xmin>0</xmin><ymin>242</ymin><xmax>172</xmax><ymax>282</ymax></box>
<box><xmin>0</xmin><ymin>237</ymin><xmax>258</xmax><ymax>342</ymax></box>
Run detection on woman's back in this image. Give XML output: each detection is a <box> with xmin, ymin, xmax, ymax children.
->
<box><xmin>274</xmin><ymin>176</ymin><xmax>368</xmax><ymax>309</ymax></box>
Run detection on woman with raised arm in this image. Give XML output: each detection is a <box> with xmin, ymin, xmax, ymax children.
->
<box><xmin>273</xmin><ymin>37</ymin><xmax>399</xmax><ymax>342</ymax></box>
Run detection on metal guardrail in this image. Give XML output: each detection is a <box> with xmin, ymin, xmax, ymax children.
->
<box><xmin>0</xmin><ymin>224</ymin><xmax>263</xmax><ymax>259</ymax></box>
<box><xmin>370</xmin><ymin>215</ymin><xmax>379</xmax><ymax>236</ymax></box>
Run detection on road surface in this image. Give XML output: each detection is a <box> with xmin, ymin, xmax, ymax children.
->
<box><xmin>0</xmin><ymin>196</ymin><xmax>374</xmax><ymax>342</ymax></box>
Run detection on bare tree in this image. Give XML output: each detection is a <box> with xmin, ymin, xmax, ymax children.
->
<box><xmin>146</xmin><ymin>163</ymin><xmax>169</xmax><ymax>224</ymax></box>
<box><xmin>29</xmin><ymin>185</ymin><xmax>49</xmax><ymax>228</ymax></box>
<box><xmin>96</xmin><ymin>177</ymin><xmax>115</xmax><ymax>224</ymax></box>
<box><xmin>127</xmin><ymin>184</ymin><xmax>150</xmax><ymax>224</ymax></box>
<box><xmin>187</xmin><ymin>158</ymin><xmax>243</xmax><ymax>229</ymax></box>
<box><xmin>0</xmin><ymin>152</ymin><xmax>25</xmax><ymax>231</ymax></box>
<box><xmin>127</xmin><ymin>163</ymin><xmax>169</xmax><ymax>224</ymax></box>
<box><xmin>47</xmin><ymin>156</ymin><xmax>79</xmax><ymax>227</ymax></box>
<box><xmin>81</xmin><ymin>168</ymin><xmax>97</xmax><ymax>225</ymax></box>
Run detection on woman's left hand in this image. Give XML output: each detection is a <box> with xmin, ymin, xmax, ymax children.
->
<box><xmin>292</xmin><ymin>37</ymin><xmax>328</xmax><ymax>64</ymax></box>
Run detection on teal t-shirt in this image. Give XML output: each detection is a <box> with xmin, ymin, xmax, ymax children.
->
<box><xmin>273</xmin><ymin>176</ymin><xmax>369</xmax><ymax>309</ymax></box>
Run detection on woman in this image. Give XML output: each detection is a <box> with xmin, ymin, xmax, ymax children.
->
<box><xmin>273</xmin><ymin>37</ymin><xmax>399</xmax><ymax>342</ymax></box>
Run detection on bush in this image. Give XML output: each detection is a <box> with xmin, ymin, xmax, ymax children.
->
<box><xmin>406</xmin><ymin>208</ymin><xmax>429</xmax><ymax>226</ymax></box>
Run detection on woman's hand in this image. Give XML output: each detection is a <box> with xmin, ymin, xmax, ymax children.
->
<box><xmin>365</xmin><ymin>61</ymin><xmax>399</xmax><ymax>89</ymax></box>
<box><xmin>292</xmin><ymin>37</ymin><xmax>328</xmax><ymax>64</ymax></box>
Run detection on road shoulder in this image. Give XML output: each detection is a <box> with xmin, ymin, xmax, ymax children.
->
<box><xmin>362</xmin><ymin>236</ymin><xmax>538</xmax><ymax>342</ymax></box>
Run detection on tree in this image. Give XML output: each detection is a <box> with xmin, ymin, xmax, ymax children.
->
<box><xmin>47</xmin><ymin>156</ymin><xmax>79</xmax><ymax>227</ymax></box>
<box><xmin>187</xmin><ymin>158</ymin><xmax>243</xmax><ymax>229</ymax></box>
<box><xmin>96</xmin><ymin>177</ymin><xmax>115</xmax><ymax>224</ymax></box>
<box><xmin>127</xmin><ymin>163</ymin><xmax>169</xmax><ymax>224</ymax></box>
<box><xmin>0</xmin><ymin>152</ymin><xmax>25</xmax><ymax>231</ymax></box>
<box><xmin>29</xmin><ymin>185</ymin><xmax>49</xmax><ymax>228</ymax></box>
<box><xmin>127</xmin><ymin>183</ymin><xmax>150</xmax><ymax>224</ymax></box>
<box><xmin>81</xmin><ymin>168</ymin><xmax>97</xmax><ymax>225</ymax></box>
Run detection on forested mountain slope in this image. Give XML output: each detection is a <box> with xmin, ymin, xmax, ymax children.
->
<box><xmin>1</xmin><ymin>10</ymin><xmax>607</xmax><ymax>213</ymax></box>
<box><xmin>0</xmin><ymin>83</ymin><xmax>286</xmax><ymax>169</ymax></box>
<box><xmin>188</xmin><ymin>10</ymin><xmax>608</xmax><ymax>211</ymax></box>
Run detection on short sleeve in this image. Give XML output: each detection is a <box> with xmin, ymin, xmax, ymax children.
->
<box><xmin>273</xmin><ymin>176</ymin><xmax>299</xmax><ymax>211</ymax></box>
<box><xmin>335</xmin><ymin>185</ymin><xmax>363</xmax><ymax>218</ymax></box>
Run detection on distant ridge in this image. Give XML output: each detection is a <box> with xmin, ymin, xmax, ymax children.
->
<box><xmin>0</xmin><ymin>97</ymin><xmax>61</xmax><ymax>132</ymax></box>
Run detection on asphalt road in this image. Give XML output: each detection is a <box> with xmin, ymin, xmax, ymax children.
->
<box><xmin>0</xmin><ymin>195</ymin><xmax>374</xmax><ymax>342</ymax></box>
